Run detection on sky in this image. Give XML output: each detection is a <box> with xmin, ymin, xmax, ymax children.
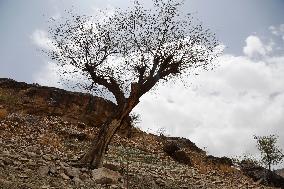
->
<box><xmin>1</xmin><ymin>0</ymin><xmax>284</xmax><ymax>169</ymax></box>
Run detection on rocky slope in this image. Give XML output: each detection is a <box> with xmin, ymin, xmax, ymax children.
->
<box><xmin>0</xmin><ymin>78</ymin><xmax>282</xmax><ymax>189</ymax></box>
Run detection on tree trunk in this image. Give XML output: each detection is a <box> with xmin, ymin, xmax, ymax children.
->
<box><xmin>79</xmin><ymin>97</ymin><xmax>139</xmax><ymax>169</ymax></box>
<box><xmin>79</xmin><ymin>118</ymin><xmax>123</xmax><ymax>168</ymax></box>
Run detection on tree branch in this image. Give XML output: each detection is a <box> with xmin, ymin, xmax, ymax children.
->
<box><xmin>84</xmin><ymin>63</ymin><xmax>126</xmax><ymax>106</ymax></box>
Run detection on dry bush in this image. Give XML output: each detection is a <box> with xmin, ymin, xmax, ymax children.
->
<box><xmin>0</xmin><ymin>108</ymin><xmax>8</xmax><ymax>120</ymax></box>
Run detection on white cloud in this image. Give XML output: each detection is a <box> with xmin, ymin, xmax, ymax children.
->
<box><xmin>269</xmin><ymin>24</ymin><xmax>284</xmax><ymax>44</ymax></box>
<box><xmin>33</xmin><ymin>61</ymin><xmax>86</xmax><ymax>88</ymax></box>
<box><xmin>243</xmin><ymin>35</ymin><xmax>268</xmax><ymax>58</ymax></box>
<box><xmin>134</xmin><ymin>52</ymin><xmax>284</xmax><ymax>169</ymax></box>
<box><xmin>33</xmin><ymin>61</ymin><xmax>63</xmax><ymax>88</ymax></box>
<box><xmin>30</xmin><ymin>29</ymin><xmax>57</xmax><ymax>51</ymax></box>
<box><xmin>269</xmin><ymin>24</ymin><xmax>284</xmax><ymax>37</ymax></box>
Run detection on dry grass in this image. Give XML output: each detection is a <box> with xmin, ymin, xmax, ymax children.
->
<box><xmin>0</xmin><ymin>92</ymin><xmax>20</xmax><ymax>106</ymax></box>
<box><xmin>190</xmin><ymin>151</ymin><xmax>235</xmax><ymax>175</ymax></box>
<box><xmin>38</xmin><ymin>133</ymin><xmax>63</xmax><ymax>151</ymax></box>
<box><xmin>218</xmin><ymin>164</ymin><xmax>235</xmax><ymax>173</ymax></box>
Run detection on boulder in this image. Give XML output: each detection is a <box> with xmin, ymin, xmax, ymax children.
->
<box><xmin>163</xmin><ymin>141</ymin><xmax>180</xmax><ymax>156</ymax></box>
<box><xmin>64</xmin><ymin>167</ymin><xmax>80</xmax><ymax>179</ymax></box>
<box><xmin>92</xmin><ymin>167</ymin><xmax>122</xmax><ymax>184</ymax></box>
<box><xmin>173</xmin><ymin>150</ymin><xmax>192</xmax><ymax>166</ymax></box>
<box><xmin>60</xmin><ymin>173</ymin><xmax>70</xmax><ymax>180</ymax></box>
<box><xmin>163</xmin><ymin>141</ymin><xmax>192</xmax><ymax>165</ymax></box>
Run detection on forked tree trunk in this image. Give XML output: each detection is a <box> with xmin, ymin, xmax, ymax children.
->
<box><xmin>79</xmin><ymin>98</ymin><xmax>139</xmax><ymax>169</ymax></box>
<box><xmin>79</xmin><ymin>82</ymin><xmax>141</xmax><ymax>169</ymax></box>
<box><xmin>79</xmin><ymin>118</ymin><xmax>124</xmax><ymax>168</ymax></box>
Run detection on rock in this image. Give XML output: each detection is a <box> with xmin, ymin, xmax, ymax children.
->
<box><xmin>19</xmin><ymin>157</ymin><xmax>29</xmax><ymax>162</ymax></box>
<box><xmin>41</xmin><ymin>185</ymin><xmax>50</xmax><ymax>189</ymax></box>
<box><xmin>3</xmin><ymin>158</ymin><xmax>13</xmax><ymax>165</ymax></box>
<box><xmin>110</xmin><ymin>185</ymin><xmax>120</xmax><ymax>189</ymax></box>
<box><xmin>73</xmin><ymin>177</ymin><xmax>82</xmax><ymax>185</ymax></box>
<box><xmin>64</xmin><ymin>167</ymin><xmax>80</xmax><ymax>178</ymax></box>
<box><xmin>49</xmin><ymin>165</ymin><xmax>57</xmax><ymax>175</ymax></box>
<box><xmin>92</xmin><ymin>167</ymin><xmax>122</xmax><ymax>184</ymax></box>
<box><xmin>18</xmin><ymin>174</ymin><xmax>29</xmax><ymax>178</ymax></box>
<box><xmin>173</xmin><ymin>150</ymin><xmax>192</xmax><ymax>166</ymax></box>
<box><xmin>0</xmin><ymin>178</ymin><xmax>13</xmax><ymax>187</ymax></box>
<box><xmin>104</xmin><ymin>163</ymin><xmax>121</xmax><ymax>172</ymax></box>
<box><xmin>81</xmin><ymin>167</ymin><xmax>88</xmax><ymax>172</ymax></box>
<box><xmin>69</xmin><ymin>132</ymin><xmax>87</xmax><ymax>141</ymax></box>
<box><xmin>212</xmin><ymin>179</ymin><xmax>223</xmax><ymax>184</ymax></box>
<box><xmin>13</xmin><ymin>160</ymin><xmax>21</xmax><ymax>166</ymax></box>
<box><xmin>180</xmin><ymin>184</ymin><xmax>189</xmax><ymax>189</ymax></box>
<box><xmin>2</xmin><ymin>150</ymin><xmax>10</xmax><ymax>156</ymax></box>
<box><xmin>43</xmin><ymin>155</ymin><xmax>52</xmax><ymax>161</ymax></box>
<box><xmin>59</xmin><ymin>162</ymin><xmax>69</xmax><ymax>168</ymax></box>
<box><xmin>163</xmin><ymin>141</ymin><xmax>192</xmax><ymax>165</ymax></box>
<box><xmin>19</xmin><ymin>183</ymin><xmax>34</xmax><ymax>189</ymax></box>
<box><xmin>163</xmin><ymin>141</ymin><xmax>180</xmax><ymax>156</ymax></box>
<box><xmin>38</xmin><ymin>166</ymin><xmax>50</xmax><ymax>176</ymax></box>
<box><xmin>0</xmin><ymin>160</ymin><xmax>4</xmax><ymax>167</ymax></box>
<box><xmin>155</xmin><ymin>178</ymin><xmax>168</xmax><ymax>187</ymax></box>
<box><xmin>27</xmin><ymin>161</ymin><xmax>37</xmax><ymax>167</ymax></box>
<box><xmin>80</xmin><ymin>172</ymin><xmax>90</xmax><ymax>181</ymax></box>
<box><xmin>25</xmin><ymin>151</ymin><xmax>37</xmax><ymax>158</ymax></box>
<box><xmin>60</xmin><ymin>172</ymin><xmax>70</xmax><ymax>180</ymax></box>
<box><xmin>77</xmin><ymin>122</ymin><xmax>86</xmax><ymax>129</ymax></box>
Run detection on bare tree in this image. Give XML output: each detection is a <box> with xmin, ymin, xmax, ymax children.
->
<box><xmin>46</xmin><ymin>0</ymin><xmax>220</xmax><ymax>168</ymax></box>
<box><xmin>254</xmin><ymin>135</ymin><xmax>284</xmax><ymax>171</ymax></box>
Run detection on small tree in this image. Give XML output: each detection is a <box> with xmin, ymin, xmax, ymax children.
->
<box><xmin>254</xmin><ymin>135</ymin><xmax>284</xmax><ymax>171</ymax></box>
<box><xmin>46</xmin><ymin>0</ymin><xmax>219</xmax><ymax>168</ymax></box>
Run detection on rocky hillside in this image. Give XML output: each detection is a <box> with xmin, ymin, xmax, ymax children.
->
<box><xmin>0</xmin><ymin>78</ymin><xmax>283</xmax><ymax>189</ymax></box>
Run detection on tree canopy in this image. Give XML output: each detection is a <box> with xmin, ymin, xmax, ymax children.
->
<box><xmin>46</xmin><ymin>0</ymin><xmax>220</xmax><ymax>168</ymax></box>
<box><xmin>254</xmin><ymin>135</ymin><xmax>284</xmax><ymax>170</ymax></box>
<box><xmin>47</xmin><ymin>0</ymin><xmax>219</xmax><ymax>107</ymax></box>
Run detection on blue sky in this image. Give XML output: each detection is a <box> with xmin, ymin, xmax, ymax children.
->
<box><xmin>1</xmin><ymin>0</ymin><xmax>284</xmax><ymax>168</ymax></box>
